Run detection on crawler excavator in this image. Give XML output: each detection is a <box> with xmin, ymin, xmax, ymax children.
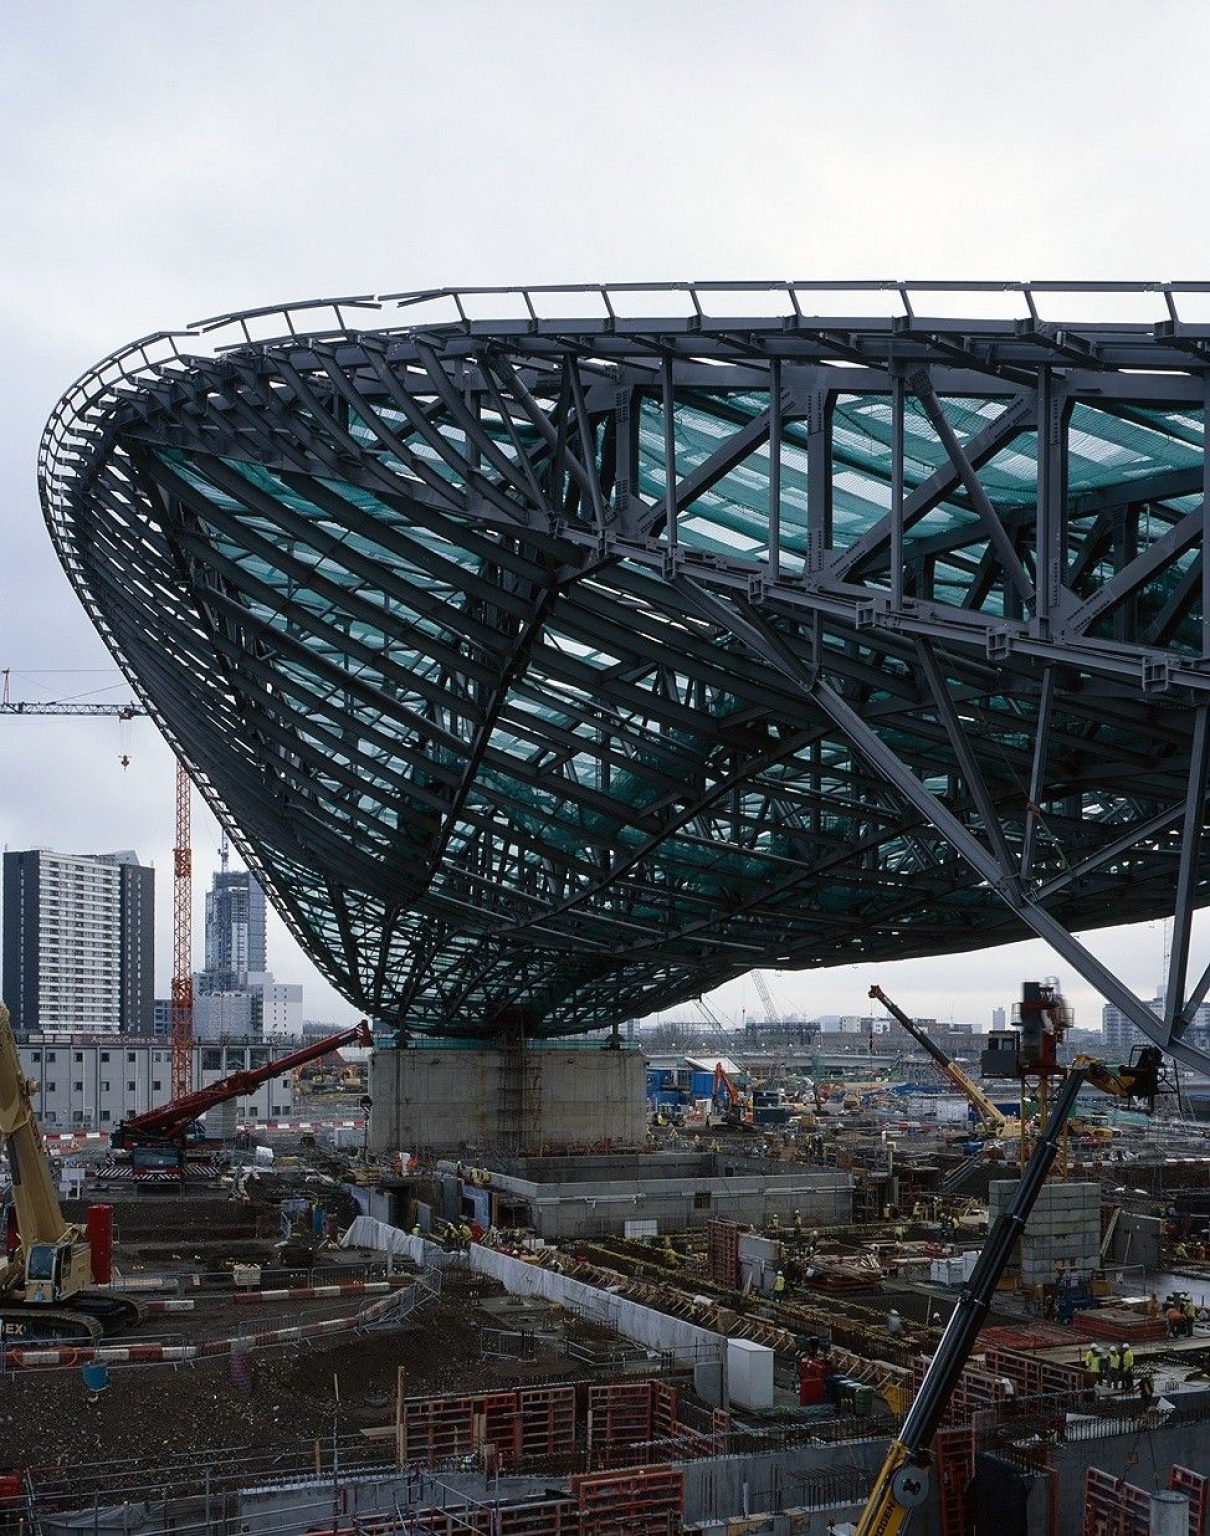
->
<box><xmin>0</xmin><ymin>1003</ymin><xmax>141</xmax><ymax>1342</ymax></box>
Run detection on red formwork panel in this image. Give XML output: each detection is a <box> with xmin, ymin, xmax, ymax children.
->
<box><xmin>1083</xmin><ymin>1468</ymin><xmax>1152</xmax><ymax>1536</ymax></box>
<box><xmin>914</xmin><ymin>1356</ymin><xmax>1010</xmax><ymax>1425</ymax></box>
<box><xmin>518</xmin><ymin>1385</ymin><xmax>577</xmax><ymax>1461</ymax></box>
<box><xmin>399</xmin><ymin>1395</ymin><xmax>478</xmax><ymax>1465</ymax></box>
<box><xmin>983</xmin><ymin>1346</ymin><xmax>1085</xmax><ymax>1398</ymax></box>
<box><xmin>934</xmin><ymin>1427</ymin><xmax>974</xmax><ymax>1536</ymax></box>
<box><xmin>1171</xmin><ymin>1466</ymin><xmax>1208</xmax><ymax>1536</ymax></box>
<box><xmin>707</xmin><ymin>1219</ymin><xmax>739</xmax><ymax>1288</ymax></box>
<box><xmin>574</xmin><ymin>1464</ymin><xmax>684</xmax><ymax>1536</ymax></box>
<box><xmin>399</xmin><ymin>1390</ymin><xmax>522</xmax><ymax>1467</ymax></box>
<box><xmin>480</xmin><ymin>1390</ymin><xmax>524</xmax><ymax>1469</ymax></box>
<box><xmin>652</xmin><ymin>1380</ymin><xmax>678</xmax><ymax>1441</ymax></box>
<box><xmin>587</xmin><ymin>1381</ymin><xmax>655</xmax><ymax>1467</ymax></box>
<box><xmin>712</xmin><ymin>1409</ymin><xmax>732</xmax><ymax>1454</ymax></box>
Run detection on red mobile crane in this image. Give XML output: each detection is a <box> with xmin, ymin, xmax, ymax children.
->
<box><xmin>110</xmin><ymin>1020</ymin><xmax>372</xmax><ymax>1164</ymax></box>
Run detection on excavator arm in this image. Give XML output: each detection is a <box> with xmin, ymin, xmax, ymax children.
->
<box><xmin>1072</xmin><ymin>1047</ymin><xmax>1163</xmax><ymax>1107</ymax></box>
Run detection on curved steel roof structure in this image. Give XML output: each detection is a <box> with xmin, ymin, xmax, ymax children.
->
<box><xmin>38</xmin><ymin>282</ymin><xmax>1210</xmax><ymax>1068</ymax></box>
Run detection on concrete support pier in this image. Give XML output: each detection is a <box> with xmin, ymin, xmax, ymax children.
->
<box><xmin>369</xmin><ymin>1043</ymin><xmax>646</xmax><ymax>1153</ymax></box>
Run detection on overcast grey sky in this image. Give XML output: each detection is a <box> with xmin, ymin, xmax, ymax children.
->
<box><xmin>3</xmin><ymin>0</ymin><xmax>1209</xmax><ymax>1033</ymax></box>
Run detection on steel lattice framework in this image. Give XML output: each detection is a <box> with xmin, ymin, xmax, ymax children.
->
<box><xmin>37</xmin><ymin>281</ymin><xmax>1210</xmax><ymax>1068</ymax></box>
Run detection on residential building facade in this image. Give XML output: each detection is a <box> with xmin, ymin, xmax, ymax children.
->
<box><xmin>2</xmin><ymin>849</ymin><xmax>154</xmax><ymax>1034</ymax></box>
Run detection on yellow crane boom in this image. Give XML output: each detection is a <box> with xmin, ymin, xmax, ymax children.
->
<box><xmin>868</xmin><ymin>985</ymin><xmax>1009</xmax><ymax>1134</ymax></box>
<box><xmin>0</xmin><ymin>1002</ymin><xmax>93</xmax><ymax>1305</ymax></box>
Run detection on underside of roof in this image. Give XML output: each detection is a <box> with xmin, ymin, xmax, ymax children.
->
<box><xmin>37</xmin><ymin>283</ymin><xmax>1210</xmax><ymax>1070</ymax></box>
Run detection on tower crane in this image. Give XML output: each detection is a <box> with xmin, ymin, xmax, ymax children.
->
<box><xmin>0</xmin><ymin>693</ymin><xmax>194</xmax><ymax>1103</ymax></box>
<box><xmin>752</xmin><ymin>971</ymin><xmax>782</xmax><ymax>1024</ymax></box>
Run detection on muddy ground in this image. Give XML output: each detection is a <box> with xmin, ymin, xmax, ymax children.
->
<box><xmin>2</xmin><ymin>1270</ymin><xmax>608</xmax><ymax>1471</ymax></box>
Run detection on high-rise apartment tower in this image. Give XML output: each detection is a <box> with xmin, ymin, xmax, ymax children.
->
<box><xmin>202</xmin><ymin>869</ymin><xmax>266</xmax><ymax>991</ymax></box>
<box><xmin>2</xmin><ymin>849</ymin><xmax>154</xmax><ymax>1033</ymax></box>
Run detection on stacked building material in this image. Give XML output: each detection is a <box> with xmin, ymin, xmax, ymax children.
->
<box><xmin>988</xmin><ymin>1180</ymin><xmax>1101</xmax><ymax>1285</ymax></box>
<box><xmin>1073</xmin><ymin>1306</ymin><xmax>1168</xmax><ymax>1343</ymax></box>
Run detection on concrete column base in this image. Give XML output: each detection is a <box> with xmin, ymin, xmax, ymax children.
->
<box><xmin>368</xmin><ymin>1045</ymin><xmax>646</xmax><ymax>1154</ymax></box>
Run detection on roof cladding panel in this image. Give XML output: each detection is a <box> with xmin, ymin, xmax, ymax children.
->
<box><xmin>35</xmin><ymin>284</ymin><xmax>1210</xmax><ymax>1058</ymax></box>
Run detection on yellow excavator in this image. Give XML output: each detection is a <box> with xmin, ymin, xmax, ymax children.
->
<box><xmin>852</xmin><ymin>1042</ymin><xmax>1162</xmax><ymax>1536</ymax></box>
<box><xmin>869</xmin><ymin>984</ymin><xmax>1012</xmax><ymax>1136</ymax></box>
<box><xmin>0</xmin><ymin>1002</ymin><xmax>140</xmax><ymax>1342</ymax></box>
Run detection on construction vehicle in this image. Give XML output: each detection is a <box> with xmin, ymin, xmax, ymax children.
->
<box><xmin>1072</xmin><ymin>1047</ymin><xmax>1166</xmax><ymax>1105</ymax></box>
<box><xmin>853</xmin><ymin>1042</ymin><xmax>1162</xmax><ymax>1536</ymax></box>
<box><xmin>869</xmin><ymin>985</ymin><xmax>1012</xmax><ymax>1135</ymax></box>
<box><xmin>710</xmin><ymin>1061</ymin><xmax>753</xmax><ymax>1128</ymax></box>
<box><xmin>110</xmin><ymin>1020</ymin><xmax>372</xmax><ymax>1166</ymax></box>
<box><xmin>0</xmin><ymin>1003</ymin><xmax>142</xmax><ymax>1342</ymax></box>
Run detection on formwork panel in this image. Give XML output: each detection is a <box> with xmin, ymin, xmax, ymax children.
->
<box><xmin>706</xmin><ymin>1219</ymin><xmax>739</xmax><ymax>1288</ymax></box>
<box><xmin>652</xmin><ymin>1381</ymin><xmax>678</xmax><ymax>1441</ymax></box>
<box><xmin>587</xmin><ymin>1381</ymin><xmax>654</xmax><ymax>1467</ymax></box>
<box><xmin>1171</xmin><ymin>1466</ymin><xmax>1208</xmax><ymax>1536</ymax></box>
<box><xmin>983</xmin><ymin>1346</ymin><xmax>1085</xmax><ymax>1397</ymax></box>
<box><xmin>519</xmin><ymin>1385</ymin><xmax>577</xmax><ymax>1461</ymax></box>
<box><xmin>400</xmin><ymin>1389</ymin><xmax>522</xmax><ymax>1467</ymax></box>
<box><xmin>914</xmin><ymin>1356</ymin><xmax>1009</xmax><ymax>1425</ymax></box>
<box><xmin>574</xmin><ymin>1464</ymin><xmax>683</xmax><ymax>1536</ymax></box>
<box><xmin>1083</xmin><ymin>1468</ymin><xmax>1152</xmax><ymax>1536</ymax></box>
<box><xmin>934</xmin><ymin>1427</ymin><xmax>974</xmax><ymax>1536</ymax></box>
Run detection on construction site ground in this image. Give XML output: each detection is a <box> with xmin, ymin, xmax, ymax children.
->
<box><xmin>1</xmin><ymin>1197</ymin><xmax>631</xmax><ymax>1470</ymax></box>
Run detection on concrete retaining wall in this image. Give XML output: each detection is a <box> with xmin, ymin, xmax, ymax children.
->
<box><xmin>470</xmin><ymin>1242</ymin><xmax>722</xmax><ymax>1364</ymax></box>
<box><xmin>340</xmin><ymin>1214</ymin><xmax>465</xmax><ymax>1270</ymax></box>
<box><xmin>369</xmin><ymin>1046</ymin><xmax>646</xmax><ymax>1153</ymax></box>
<box><xmin>481</xmin><ymin>1166</ymin><xmax>853</xmax><ymax>1239</ymax></box>
<box><xmin>1110</xmin><ymin>1211</ymin><xmax>1162</xmax><ymax>1270</ymax></box>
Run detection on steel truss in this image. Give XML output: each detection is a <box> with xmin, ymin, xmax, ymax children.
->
<box><xmin>36</xmin><ymin>282</ymin><xmax>1210</xmax><ymax>1066</ymax></box>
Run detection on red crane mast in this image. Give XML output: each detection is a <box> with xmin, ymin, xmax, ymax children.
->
<box><xmin>170</xmin><ymin>761</ymin><xmax>193</xmax><ymax>1102</ymax></box>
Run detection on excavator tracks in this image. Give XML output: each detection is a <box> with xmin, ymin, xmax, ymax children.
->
<box><xmin>0</xmin><ymin>1307</ymin><xmax>103</xmax><ymax>1344</ymax></box>
<box><xmin>0</xmin><ymin>1294</ymin><xmax>143</xmax><ymax>1346</ymax></box>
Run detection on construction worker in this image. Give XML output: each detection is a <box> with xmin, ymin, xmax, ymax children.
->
<box><xmin>793</xmin><ymin>1209</ymin><xmax>803</xmax><ymax>1233</ymax></box>
<box><xmin>1167</xmin><ymin>1303</ymin><xmax>1186</xmax><ymax>1339</ymax></box>
<box><xmin>1144</xmin><ymin>1292</ymin><xmax>1159</xmax><ymax>1320</ymax></box>
<box><xmin>773</xmin><ymin>1269</ymin><xmax>786</xmax><ymax>1297</ymax></box>
<box><xmin>1184</xmin><ymin>1297</ymin><xmax>1197</xmax><ymax>1336</ymax></box>
<box><xmin>1119</xmin><ymin>1342</ymin><xmax>1134</xmax><ymax>1391</ymax></box>
<box><xmin>1105</xmin><ymin>1343</ymin><xmax>1121</xmax><ymax>1390</ymax></box>
<box><xmin>1082</xmin><ymin>1344</ymin><xmax>1102</xmax><ymax>1389</ymax></box>
<box><xmin>770</xmin><ymin>1213</ymin><xmax>781</xmax><ymax>1232</ymax></box>
<box><xmin>662</xmin><ymin>1238</ymin><xmax>679</xmax><ymax>1269</ymax></box>
<box><xmin>886</xmin><ymin>1308</ymin><xmax>904</xmax><ymax>1336</ymax></box>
